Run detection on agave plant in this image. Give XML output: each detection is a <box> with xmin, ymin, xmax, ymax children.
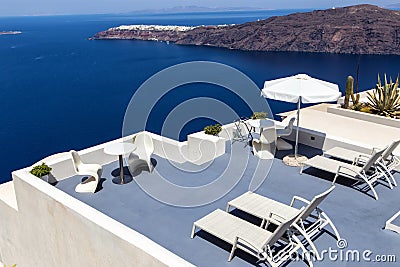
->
<box><xmin>366</xmin><ymin>74</ymin><xmax>400</xmax><ymax>118</ymax></box>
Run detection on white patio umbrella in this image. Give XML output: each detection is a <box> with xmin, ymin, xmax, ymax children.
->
<box><xmin>261</xmin><ymin>74</ymin><xmax>341</xmax><ymax>165</ymax></box>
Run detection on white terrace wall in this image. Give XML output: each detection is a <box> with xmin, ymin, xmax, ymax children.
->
<box><xmin>0</xmin><ymin>127</ymin><xmax>244</xmax><ymax>266</ymax></box>
<box><xmin>0</xmin><ymin>169</ymin><xmax>193</xmax><ymax>267</ymax></box>
<box><xmin>42</xmin><ymin>129</ymin><xmax>240</xmax><ymax>182</ymax></box>
<box><xmin>327</xmin><ymin>105</ymin><xmax>400</xmax><ymax>128</ymax></box>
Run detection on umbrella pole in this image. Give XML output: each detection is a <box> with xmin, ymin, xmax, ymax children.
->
<box><xmin>294</xmin><ymin>97</ymin><xmax>301</xmax><ymax>158</ymax></box>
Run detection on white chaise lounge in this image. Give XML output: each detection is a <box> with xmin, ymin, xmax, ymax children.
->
<box><xmin>226</xmin><ymin>186</ymin><xmax>340</xmax><ymax>259</ymax></box>
<box><xmin>385</xmin><ymin>210</ymin><xmax>400</xmax><ymax>234</ymax></box>
<box><xmin>191</xmin><ymin>208</ymin><xmax>313</xmax><ymax>266</ymax></box>
<box><xmin>300</xmin><ymin>147</ymin><xmax>390</xmax><ymax>200</ymax></box>
<box><xmin>324</xmin><ymin>140</ymin><xmax>400</xmax><ymax>187</ymax></box>
<box><xmin>71</xmin><ymin>150</ymin><xmax>103</xmax><ymax>193</ymax></box>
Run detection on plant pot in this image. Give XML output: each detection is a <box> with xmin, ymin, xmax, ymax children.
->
<box><xmin>40</xmin><ymin>175</ymin><xmax>49</xmax><ymax>183</ymax></box>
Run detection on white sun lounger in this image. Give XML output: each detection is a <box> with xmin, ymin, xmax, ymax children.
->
<box><xmin>300</xmin><ymin>147</ymin><xmax>390</xmax><ymax>200</ymax></box>
<box><xmin>385</xmin><ymin>210</ymin><xmax>400</xmax><ymax>234</ymax></box>
<box><xmin>226</xmin><ymin>186</ymin><xmax>339</xmax><ymax>259</ymax></box>
<box><xmin>324</xmin><ymin>140</ymin><xmax>400</xmax><ymax>187</ymax></box>
<box><xmin>191</xmin><ymin>208</ymin><xmax>313</xmax><ymax>266</ymax></box>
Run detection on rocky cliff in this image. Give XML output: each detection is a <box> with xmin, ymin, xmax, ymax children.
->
<box><xmin>93</xmin><ymin>4</ymin><xmax>400</xmax><ymax>55</ymax></box>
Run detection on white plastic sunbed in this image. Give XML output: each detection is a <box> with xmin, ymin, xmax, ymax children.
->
<box><xmin>226</xmin><ymin>186</ymin><xmax>339</xmax><ymax>259</ymax></box>
<box><xmin>385</xmin><ymin>210</ymin><xmax>400</xmax><ymax>234</ymax></box>
<box><xmin>324</xmin><ymin>140</ymin><xmax>400</xmax><ymax>187</ymax></box>
<box><xmin>300</xmin><ymin>147</ymin><xmax>391</xmax><ymax>200</ymax></box>
<box><xmin>191</xmin><ymin>208</ymin><xmax>313</xmax><ymax>266</ymax></box>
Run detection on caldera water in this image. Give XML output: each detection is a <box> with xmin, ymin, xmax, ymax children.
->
<box><xmin>1</xmin><ymin>10</ymin><xmax>399</xmax><ymax>183</ymax></box>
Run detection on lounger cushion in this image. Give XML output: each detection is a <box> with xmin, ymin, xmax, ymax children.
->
<box><xmin>304</xmin><ymin>156</ymin><xmax>362</xmax><ymax>178</ymax></box>
<box><xmin>324</xmin><ymin>147</ymin><xmax>368</xmax><ymax>162</ymax></box>
<box><xmin>193</xmin><ymin>209</ymin><xmax>272</xmax><ymax>252</ymax></box>
<box><xmin>228</xmin><ymin>192</ymin><xmax>298</xmax><ymax>222</ymax></box>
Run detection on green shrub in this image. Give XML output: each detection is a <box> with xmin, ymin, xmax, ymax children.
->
<box><xmin>204</xmin><ymin>124</ymin><xmax>222</xmax><ymax>136</ymax></box>
<box><xmin>30</xmin><ymin>163</ymin><xmax>52</xmax><ymax>178</ymax></box>
<box><xmin>250</xmin><ymin>111</ymin><xmax>267</xmax><ymax>119</ymax></box>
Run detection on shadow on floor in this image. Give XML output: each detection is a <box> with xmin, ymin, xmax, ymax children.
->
<box><xmin>274</xmin><ymin>141</ymin><xmax>322</xmax><ymax>161</ymax></box>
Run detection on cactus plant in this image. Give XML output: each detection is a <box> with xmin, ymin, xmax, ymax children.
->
<box><xmin>366</xmin><ymin>74</ymin><xmax>400</xmax><ymax>118</ymax></box>
<box><xmin>344</xmin><ymin>76</ymin><xmax>360</xmax><ymax>109</ymax></box>
<box><xmin>344</xmin><ymin>76</ymin><xmax>353</xmax><ymax>109</ymax></box>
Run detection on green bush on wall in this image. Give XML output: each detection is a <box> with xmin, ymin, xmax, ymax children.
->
<box><xmin>30</xmin><ymin>163</ymin><xmax>52</xmax><ymax>178</ymax></box>
<box><xmin>204</xmin><ymin>124</ymin><xmax>222</xmax><ymax>136</ymax></box>
<box><xmin>250</xmin><ymin>111</ymin><xmax>267</xmax><ymax>119</ymax></box>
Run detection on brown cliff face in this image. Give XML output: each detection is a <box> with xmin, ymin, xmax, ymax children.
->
<box><xmin>93</xmin><ymin>5</ymin><xmax>400</xmax><ymax>55</ymax></box>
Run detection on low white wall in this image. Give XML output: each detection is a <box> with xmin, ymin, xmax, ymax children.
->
<box><xmin>187</xmin><ymin>132</ymin><xmax>226</xmax><ymax>165</ymax></box>
<box><xmin>327</xmin><ymin>105</ymin><xmax>400</xmax><ymax>128</ymax></box>
<box><xmin>37</xmin><ymin>130</ymin><xmax>234</xmax><ymax>183</ymax></box>
<box><xmin>279</xmin><ymin>127</ymin><xmax>326</xmax><ymax>150</ymax></box>
<box><xmin>0</xmin><ymin>184</ymin><xmax>18</xmax><ymax>266</ymax></box>
<box><xmin>0</xmin><ymin>128</ymin><xmax>241</xmax><ymax>266</ymax></box>
<box><xmin>2</xmin><ymin>129</ymin><xmax>241</xmax><ymax>267</ymax></box>
<box><xmin>147</xmin><ymin>132</ymin><xmax>188</xmax><ymax>164</ymax></box>
<box><xmin>0</xmin><ymin>169</ymin><xmax>193</xmax><ymax>267</ymax></box>
<box><xmin>36</xmin><ymin>134</ymin><xmax>138</xmax><ymax>182</ymax></box>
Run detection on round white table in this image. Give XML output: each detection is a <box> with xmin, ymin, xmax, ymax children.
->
<box><xmin>247</xmin><ymin>119</ymin><xmax>274</xmax><ymax>130</ymax></box>
<box><xmin>104</xmin><ymin>143</ymin><xmax>137</xmax><ymax>185</ymax></box>
<box><xmin>247</xmin><ymin>119</ymin><xmax>285</xmax><ymax>135</ymax></box>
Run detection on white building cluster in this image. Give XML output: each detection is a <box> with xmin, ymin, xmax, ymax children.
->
<box><xmin>111</xmin><ymin>25</ymin><xmax>196</xmax><ymax>32</ymax></box>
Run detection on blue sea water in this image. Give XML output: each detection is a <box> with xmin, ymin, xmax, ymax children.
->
<box><xmin>1</xmin><ymin>10</ymin><xmax>400</xmax><ymax>183</ymax></box>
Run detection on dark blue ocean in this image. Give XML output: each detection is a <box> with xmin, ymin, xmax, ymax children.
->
<box><xmin>1</xmin><ymin>10</ymin><xmax>400</xmax><ymax>183</ymax></box>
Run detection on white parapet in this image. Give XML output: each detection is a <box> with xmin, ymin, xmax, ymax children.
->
<box><xmin>187</xmin><ymin>132</ymin><xmax>226</xmax><ymax>165</ymax></box>
<box><xmin>0</xmin><ymin>166</ymin><xmax>194</xmax><ymax>267</ymax></box>
<box><xmin>327</xmin><ymin>105</ymin><xmax>400</xmax><ymax>128</ymax></box>
<box><xmin>0</xmin><ymin>128</ymin><xmax>234</xmax><ymax>266</ymax></box>
<box><xmin>278</xmin><ymin>104</ymin><xmax>400</xmax><ymax>158</ymax></box>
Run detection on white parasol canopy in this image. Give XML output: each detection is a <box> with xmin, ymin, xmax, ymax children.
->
<box><xmin>261</xmin><ymin>74</ymin><xmax>341</xmax><ymax>159</ymax></box>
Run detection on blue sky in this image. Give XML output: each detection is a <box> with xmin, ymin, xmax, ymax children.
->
<box><xmin>0</xmin><ymin>0</ymin><xmax>397</xmax><ymax>16</ymax></box>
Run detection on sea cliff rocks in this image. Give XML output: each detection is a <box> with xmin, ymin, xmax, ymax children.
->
<box><xmin>93</xmin><ymin>5</ymin><xmax>400</xmax><ymax>55</ymax></box>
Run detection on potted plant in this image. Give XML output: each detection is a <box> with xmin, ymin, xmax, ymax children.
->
<box><xmin>30</xmin><ymin>163</ymin><xmax>52</xmax><ymax>182</ymax></box>
<box><xmin>250</xmin><ymin>111</ymin><xmax>267</xmax><ymax>120</ymax></box>
<box><xmin>204</xmin><ymin>124</ymin><xmax>222</xmax><ymax>136</ymax></box>
<box><xmin>366</xmin><ymin>74</ymin><xmax>400</xmax><ymax>118</ymax></box>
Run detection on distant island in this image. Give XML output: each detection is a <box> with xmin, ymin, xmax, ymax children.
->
<box><xmin>126</xmin><ymin>5</ymin><xmax>272</xmax><ymax>14</ymax></box>
<box><xmin>93</xmin><ymin>4</ymin><xmax>400</xmax><ymax>55</ymax></box>
<box><xmin>0</xmin><ymin>31</ymin><xmax>22</xmax><ymax>35</ymax></box>
<box><xmin>386</xmin><ymin>3</ymin><xmax>400</xmax><ymax>8</ymax></box>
